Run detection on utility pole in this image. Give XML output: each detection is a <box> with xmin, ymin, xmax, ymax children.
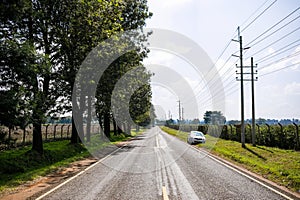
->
<box><xmin>178</xmin><ymin>100</ymin><xmax>181</xmax><ymax>123</ymax></box>
<box><xmin>236</xmin><ymin>57</ymin><xmax>258</xmax><ymax>147</ymax></box>
<box><xmin>250</xmin><ymin>57</ymin><xmax>258</xmax><ymax>146</ymax></box>
<box><xmin>182</xmin><ymin>107</ymin><xmax>184</xmax><ymax>121</ymax></box>
<box><xmin>233</xmin><ymin>27</ymin><xmax>248</xmax><ymax>148</ymax></box>
<box><xmin>240</xmin><ymin>35</ymin><xmax>246</xmax><ymax>148</ymax></box>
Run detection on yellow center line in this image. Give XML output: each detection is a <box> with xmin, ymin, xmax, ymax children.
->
<box><xmin>162</xmin><ymin>186</ymin><xmax>169</xmax><ymax>200</ymax></box>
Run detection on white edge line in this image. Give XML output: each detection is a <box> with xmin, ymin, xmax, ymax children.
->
<box><xmin>162</xmin><ymin>186</ymin><xmax>169</xmax><ymax>200</ymax></box>
<box><xmin>35</xmin><ymin>145</ymin><xmax>126</xmax><ymax>200</ymax></box>
<box><xmin>159</xmin><ymin>128</ymin><xmax>295</xmax><ymax>200</ymax></box>
<box><xmin>189</xmin><ymin>145</ymin><xmax>294</xmax><ymax>200</ymax></box>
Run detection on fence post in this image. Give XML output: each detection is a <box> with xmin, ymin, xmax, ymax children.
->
<box><xmin>67</xmin><ymin>124</ymin><xmax>71</xmax><ymax>138</ymax></box>
<box><xmin>8</xmin><ymin>127</ymin><xmax>12</xmax><ymax>148</ymax></box>
<box><xmin>256</xmin><ymin>124</ymin><xmax>260</xmax><ymax>145</ymax></box>
<box><xmin>54</xmin><ymin>124</ymin><xmax>58</xmax><ymax>140</ymax></box>
<box><xmin>265</xmin><ymin>123</ymin><xmax>270</xmax><ymax>146</ymax></box>
<box><xmin>61</xmin><ymin>124</ymin><xmax>65</xmax><ymax>139</ymax></box>
<box><xmin>293</xmin><ymin>123</ymin><xmax>299</xmax><ymax>150</ymax></box>
<box><xmin>22</xmin><ymin>126</ymin><xmax>26</xmax><ymax>146</ymax></box>
<box><xmin>229</xmin><ymin>124</ymin><xmax>233</xmax><ymax>140</ymax></box>
<box><xmin>278</xmin><ymin>123</ymin><xmax>284</xmax><ymax>148</ymax></box>
<box><xmin>45</xmin><ymin>124</ymin><xmax>50</xmax><ymax>140</ymax></box>
<box><xmin>247</xmin><ymin>124</ymin><xmax>251</xmax><ymax>143</ymax></box>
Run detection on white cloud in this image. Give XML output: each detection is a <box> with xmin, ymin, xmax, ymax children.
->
<box><xmin>284</xmin><ymin>82</ymin><xmax>300</xmax><ymax>95</ymax></box>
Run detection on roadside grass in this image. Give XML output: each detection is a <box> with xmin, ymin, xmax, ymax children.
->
<box><xmin>160</xmin><ymin>126</ymin><xmax>300</xmax><ymax>192</ymax></box>
<box><xmin>0</xmin><ymin>129</ymin><xmax>145</xmax><ymax>193</ymax></box>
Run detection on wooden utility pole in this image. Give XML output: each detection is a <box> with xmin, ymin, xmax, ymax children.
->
<box><xmin>239</xmin><ymin>35</ymin><xmax>246</xmax><ymax>148</ymax></box>
<box><xmin>232</xmin><ymin>27</ymin><xmax>246</xmax><ymax>148</ymax></box>
<box><xmin>250</xmin><ymin>57</ymin><xmax>258</xmax><ymax>146</ymax></box>
<box><xmin>178</xmin><ymin>100</ymin><xmax>181</xmax><ymax>123</ymax></box>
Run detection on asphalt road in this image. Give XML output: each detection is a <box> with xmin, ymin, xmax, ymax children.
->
<box><xmin>38</xmin><ymin>127</ymin><xmax>288</xmax><ymax>200</ymax></box>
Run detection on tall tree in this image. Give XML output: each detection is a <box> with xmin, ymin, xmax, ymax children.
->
<box><xmin>0</xmin><ymin>0</ymin><xmax>92</xmax><ymax>152</ymax></box>
<box><xmin>0</xmin><ymin>0</ymin><xmax>153</xmax><ymax>150</ymax></box>
<box><xmin>58</xmin><ymin>0</ymin><xmax>125</xmax><ymax>143</ymax></box>
<box><xmin>204</xmin><ymin>111</ymin><xmax>226</xmax><ymax>125</ymax></box>
<box><xmin>93</xmin><ymin>0</ymin><xmax>152</xmax><ymax>138</ymax></box>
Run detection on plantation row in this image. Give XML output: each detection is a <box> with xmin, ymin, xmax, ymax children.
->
<box><xmin>166</xmin><ymin>124</ymin><xmax>300</xmax><ymax>150</ymax></box>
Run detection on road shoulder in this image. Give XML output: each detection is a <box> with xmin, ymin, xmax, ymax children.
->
<box><xmin>0</xmin><ymin>141</ymin><xmax>131</xmax><ymax>200</ymax></box>
<box><xmin>194</xmin><ymin>146</ymin><xmax>300</xmax><ymax>200</ymax></box>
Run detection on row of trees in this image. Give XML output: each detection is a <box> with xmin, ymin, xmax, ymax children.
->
<box><xmin>0</xmin><ymin>0</ymin><xmax>153</xmax><ymax>153</ymax></box>
<box><xmin>165</xmin><ymin>111</ymin><xmax>226</xmax><ymax>125</ymax></box>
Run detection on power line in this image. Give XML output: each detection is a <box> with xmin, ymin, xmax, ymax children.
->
<box><xmin>183</xmin><ymin>29</ymin><xmax>238</xmax><ymax>101</ymax></box>
<box><xmin>200</xmin><ymin>1</ymin><xmax>279</xmax><ymax>94</ymax></box>
<box><xmin>192</xmin><ymin>57</ymin><xmax>240</xmax><ymax>106</ymax></box>
<box><xmin>250</xmin><ymin>15</ymin><xmax>300</xmax><ymax>48</ymax></box>
<box><xmin>245</xmin><ymin>26</ymin><xmax>300</xmax><ymax>59</ymax></box>
<box><xmin>260</xmin><ymin>50</ymin><xmax>300</xmax><ymax>70</ymax></box>
<box><xmin>185</xmin><ymin>55</ymin><xmax>240</xmax><ymax>104</ymax></box>
<box><xmin>182</xmin><ymin>3</ymin><xmax>298</xmax><ymax>114</ymax></box>
<box><xmin>241</xmin><ymin>0</ymin><xmax>277</xmax><ymax>33</ymax></box>
<box><xmin>206</xmin><ymin>61</ymin><xmax>300</xmax><ymax>106</ymax></box>
<box><xmin>193</xmin><ymin>70</ymin><xmax>237</xmax><ymax>106</ymax></box>
<box><xmin>184</xmin><ymin>2</ymin><xmax>279</xmax><ymax>105</ymax></box>
<box><xmin>196</xmin><ymin>73</ymin><xmax>239</xmax><ymax>109</ymax></box>
<box><xmin>181</xmin><ymin>54</ymin><xmax>235</xmax><ymax>105</ymax></box>
<box><xmin>256</xmin><ymin>41</ymin><xmax>300</xmax><ymax>63</ymax></box>
<box><xmin>260</xmin><ymin>61</ymin><xmax>300</xmax><ymax>77</ymax></box>
<box><xmin>246</xmin><ymin>9</ymin><xmax>300</xmax><ymax>47</ymax></box>
<box><xmin>200</xmin><ymin>50</ymin><xmax>253</xmax><ymax>100</ymax></box>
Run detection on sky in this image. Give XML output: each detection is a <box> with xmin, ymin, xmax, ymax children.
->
<box><xmin>143</xmin><ymin>0</ymin><xmax>300</xmax><ymax>121</ymax></box>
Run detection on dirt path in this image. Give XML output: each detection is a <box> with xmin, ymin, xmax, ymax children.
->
<box><xmin>0</xmin><ymin>158</ymin><xmax>98</xmax><ymax>200</ymax></box>
<box><xmin>0</xmin><ymin>141</ymin><xmax>132</xmax><ymax>200</ymax></box>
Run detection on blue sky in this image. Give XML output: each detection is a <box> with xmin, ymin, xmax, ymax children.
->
<box><xmin>144</xmin><ymin>0</ymin><xmax>300</xmax><ymax>120</ymax></box>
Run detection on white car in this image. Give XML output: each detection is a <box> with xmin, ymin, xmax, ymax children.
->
<box><xmin>187</xmin><ymin>131</ymin><xmax>206</xmax><ymax>144</ymax></box>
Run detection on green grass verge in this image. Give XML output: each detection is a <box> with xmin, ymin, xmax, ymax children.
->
<box><xmin>160</xmin><ymin>126</ymin><xmax>300</xmax><ymax>192</ymax></box>
<box><xmin>0</xmin><ymin>129</ymin><xmax>144</xmax><ymax>193</ymax></box>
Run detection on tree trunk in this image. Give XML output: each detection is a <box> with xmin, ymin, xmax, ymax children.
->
<box><xmin>78</xmin><ymin>115</ymin><xmax>84</xmax><ymax>143</ymax></box>
<box><xmin>23</xmin><ymin>127</ymin><xmax>26</xmax><ymax>146</ymax></box>
<box><xmin>104</xmin><ymin>112</ymin><xmax>110</xmax><ymax>138</ymax></box>
<box><xmin>71</xmin><ymin>89</ymin><xmax>84</xmax><ymax>143</ymax></box>
<box><xmin>127</xmin><ymin>123</ymin><xmax>131</xmax><ymax>136</ymax></box>
<box><xmin>71</xmin><ymin>115</ymin><xmax>79</xmax><ymax>143</ymax></box>
<box><xmin>112</xmin><ymin>117</ymin><xmax>117</xmax><ymax>136</ymax></box>
<box><xmin>98</xmin><ymin>115</ymin><xmax>104</xmax><ymax>140</ymax></box>
<box><xmin>8</xmin><ymin>126</ymin><xmax>11</xmax><ymax>143</ymax></box>
<box><xmin>118</xmin><ymin>126</ymin><xmax>123</xmax><ymax>135</ymax></box>
<box><xmin>86</xmin><ymin>95</ymin><xmax>92</xmax><ymax>142</ymax></box>
<box><xmin>32</xmin><ymin>121</ymin><xmax>43</xmax><ymax>154</ymax></box>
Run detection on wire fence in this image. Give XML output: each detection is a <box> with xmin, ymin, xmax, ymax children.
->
<box><xmin>0</xmin><ymin>124</ymin><xmax>101</xmax><ymax>150</ymax></box>
<box><xmin>166</xmin><ymin>123</ymin><xmax>300</xmax><ymax>150</ymax></box>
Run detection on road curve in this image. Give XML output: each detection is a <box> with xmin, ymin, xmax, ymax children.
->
<box><xmin>37</xmin><ymin>127</ymin><xmax>288</xmax><ymax>200</ymax></box>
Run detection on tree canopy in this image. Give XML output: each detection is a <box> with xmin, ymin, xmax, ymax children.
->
<box><xmin>203</xmin><ymin>111</ymin><xmax>226</xmax><ymax>125</ymax></box>
<box><xmin>0</xmin><ymin>0</ymin><xmax>153</xmax><ymax>153</ymax></box>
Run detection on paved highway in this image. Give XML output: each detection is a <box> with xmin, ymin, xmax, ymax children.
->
<box><xmin>38</xmin><ymin>127</ymin><xmax>288</xmax><ymax>200</ymax></box>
